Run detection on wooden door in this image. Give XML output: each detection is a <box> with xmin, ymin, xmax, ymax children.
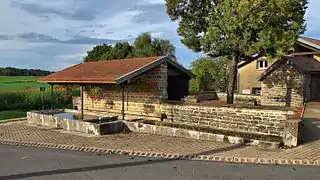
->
<box><xmin>311</xmin><ymin>75</ymin><xmax>320</xmax><ymax>101</ymax></box>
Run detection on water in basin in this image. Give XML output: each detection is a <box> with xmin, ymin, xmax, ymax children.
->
<box><xmin>53</xmin><ymin>112</ymin><xmax>98</xmax><ymax>120</ymax></box>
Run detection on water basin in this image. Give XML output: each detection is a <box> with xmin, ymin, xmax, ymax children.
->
<box><xmin>53</xmin><ymin>112</ymin><xmax>98</xmax><ymax>120</ymax></box>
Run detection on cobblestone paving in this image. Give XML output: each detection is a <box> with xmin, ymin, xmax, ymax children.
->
<box><xmin>1</xmin><ymin>121</ymin><xmax>320</xmax><ymax>164</ymax></box>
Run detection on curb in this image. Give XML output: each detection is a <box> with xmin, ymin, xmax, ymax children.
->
<box><xmin>0</xmin><ymin>117</ymin><xmax>27</xmax><ymax>124</ymax></box>
<box><xmin>0</xmin><ymin>139</ymin><xmax>319</xmax><ymax>166</ymax></box>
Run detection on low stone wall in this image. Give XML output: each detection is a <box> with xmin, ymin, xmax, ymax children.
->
<box><xmin>125</xmin><ymin>121</ymin><xmax>281</xmax><ymax>149</ymax></box>
<box><xmin>27</xmin><ymin>110</ymin><xmax>123</xmax><ymax>135</ymax></box>
<box><xmin>161</xmin><ymin>104</ymin><xmax>292</xmax><ymax>137</ymax></box>
<box><xmin>160</xmin><ymin>104</ymin><xmax>300</xmax><ymax>147</ymax></box>
<box><xmin>185</xmin><ymin>91</ymin><xmax>218</xmax><ymax>103</ymax></box>
<box><xmin>73</xmin><ymin>90</ymin><xmax>301</xmax><ymax>147</ymax></box>
<box><xmin>284</xmin><ymin>119</ymin><xmax>302</xmax><ymax>147</ymax></box>
<box><xmin>217</xmin><ymin>93</ymin><xmax>261</xmax><ymax>105</ymax></box>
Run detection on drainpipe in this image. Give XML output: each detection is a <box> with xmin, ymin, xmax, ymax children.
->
<box><xmin>122</xmin><ymin>85</ymin><xmax>125</xmax><ymax>120</ymax></box>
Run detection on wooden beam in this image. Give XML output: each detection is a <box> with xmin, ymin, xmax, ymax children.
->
<box><xmin>122</xmin><ymin>85</ymin><xmax>125</xmax><ymax>120</ymax></box>
<box><xmin>50</xmin><ymin>84</ymin><xmax>54</xmax><ymax>110</ymax></box>
<box><xmin>81</xmin><ymin>85</ymin><xmax>84</xmax><ymax>120</ymax></box>
<box><xmin>286</xmin><ymin>52</ymin><xmax>320</xmax><ymax>56</ymax></box>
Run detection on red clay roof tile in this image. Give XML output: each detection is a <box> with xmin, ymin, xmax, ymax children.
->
<box><xmin>300</xmin><ymin>37</ymin><xmax>320</xmax><ymax>47</ymax></box>
<box><xmin>39</xmin><ymin>56</ymin><xmax>163</xmax><ymax>84</ymax></box>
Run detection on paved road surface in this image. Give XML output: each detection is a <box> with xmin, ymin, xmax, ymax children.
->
<box><xmin>0</xmin><ymin>145</ymin><xmax>319</xmax><ymax>180</ymax></box>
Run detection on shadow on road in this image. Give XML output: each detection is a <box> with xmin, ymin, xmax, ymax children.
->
<box><xmin>300</xmin><ymin>102</ymin><xmax>320</xmax><ymax>144</ymax></box>
<box><xmin>0</xmin><ymin>144</ymin><xmax>244</xmax><ymax>180</ymax></box>
<box><xmin>301</xmin><ymin>118</ymin><xmax>320</xmax><ymax>143</ymax></box>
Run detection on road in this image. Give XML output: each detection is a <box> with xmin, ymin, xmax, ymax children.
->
<box><xmin>0</xmin><ymin>145</ymin><xmax>319</xmax><ymax>180</ymax></box>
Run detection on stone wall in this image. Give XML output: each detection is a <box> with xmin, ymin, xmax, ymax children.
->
<box><xmin>159</xmin><ymin>104</ymin><xmax>300</xmax><ymax>146</ymax></box>
<box><xmin>27</xmin><ymin>110</ymin><xmax>123</xmax><ymax>135</ymax></box>
<box><xmin>217</xmin><ymin>93</ymin><xmax>261</xmax><ymax>105</ymax></box>
<box><xmin>261</xmin><ymin>63</ymin><xmax>305</xmax><ymax>108</ymax></box>
<box><xmin>185</xmin><ymin>91</ymin><xmax>218</xmax><ymax>103</ymax></box>
<box><xmin>161</xmin><ymin>104</ymin><xmax>294</xmax><ymax>137</ymax></box>
<box><xmin>74</xmin><ymin>63</ymin><xmax>168</xmax><ymax>119</ymax></box>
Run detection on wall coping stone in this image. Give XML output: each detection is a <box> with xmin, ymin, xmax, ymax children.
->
<box><xmin>124</xmin><ymin>121</ymin><xmax>281</xmax><ymax>149</ymax></box>
<box><xmin>161</xmin><ymin>102</ymin><xmax>295</xmax><ymax>112</ymax></box>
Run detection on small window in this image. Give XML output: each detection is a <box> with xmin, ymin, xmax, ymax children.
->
<box><xmin>256</xmin><ymin>60</ymin><xmax>268</xmax><ymax>69</ymax></box>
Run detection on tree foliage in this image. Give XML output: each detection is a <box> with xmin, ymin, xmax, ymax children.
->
<box><xmin>166</xmin><ymin>0</ymin><xmax>307</xmax><ymax>103</ymax></box>
<box><xmin>84</xmin><ymin>33</ymin><xmax>176</xmax><ymax>62</ymax></box>
<box><xmin>190</xmin><ymin>57</ymin><xmax>227</xmax><ymax>93</ymax></box>
<box><xmin>0</xmin><ymin>67</ymin><xmax>53</xmax><ymax>76</ymax></box>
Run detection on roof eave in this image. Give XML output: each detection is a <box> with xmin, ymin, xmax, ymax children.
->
<box><xmin>297</xmin><ymin>38</ymin><xmax>320</xmax><ymax>51</ymax></box>
<box><xmin>116</xmin><ymin>56</ymin><xmax>167</xmax><ymax>85</ymax></box>
<box><xmin>38</xmin><ymin>80</ymin><xmax>116</xmax><ymax>84</ymax></box>
<box><xmin>166</xmin><ymin>59</ymin><xmax>196</xmax><ymax>78</ymax></box>
<box><xmin>116</xmin><ymin>56</ymin><xmax>195</xmax><ymax>85</ymax></box>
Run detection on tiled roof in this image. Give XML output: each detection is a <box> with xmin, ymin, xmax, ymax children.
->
<box><xmin>39</xmin><ymin>56</ymin><xmax>195</xmax><ymax>84</ymax></box>
<box><xmin>298</xmin><ymin>37</ymin><xmax>320</xmax><ymax>51</ymax></box>
<box><xmin>39</xmin><ymin>56</ymin><xmax>163</xmax><ymax>84</ymax></box>
<box><xmin>290</xmin><ymin>56</ymin><xmax>320</xmax><ymax>72</ymax></box>
<box><xmin>299</xmin><ymin>37</ymin><xmax>320</xmax><ymax>47</ymax></box>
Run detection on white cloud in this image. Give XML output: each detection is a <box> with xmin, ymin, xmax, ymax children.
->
<box><xmin>55</xmin><ymin>52</ymin><xmax>88</xmax><ymax>62</ymax></box>
<box><xmin>0</xmin><ymin>0</ymin><xmax>319</xmax><ymax>71</ymax></box>
<box><xmin>305</xmin><ymin>0</ymin><xmax>320</xmax><ymax>37</ymax></box>
<box><xmin>137</xmin><ymin>0</ymin><xmax>165</xmax><ymax>5</ymax></box>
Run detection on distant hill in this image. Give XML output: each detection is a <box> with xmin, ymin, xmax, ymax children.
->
<box><xmin>0</xmin><ymin>67</ymin><xmax>54</xmax><ymax>76</ymax></box>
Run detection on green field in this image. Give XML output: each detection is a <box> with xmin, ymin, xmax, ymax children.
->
<box><xmin>0</xmin><ymin>76</ymin><xmax>50</xmax><ymax>120</ymax></box>
<box><xmin>0</xmin><ymin>76</ymin><xmax>75</xmax><ymax>120</ymax></box>
<box><xmin>0</xmin><ymin>110</ymin><xmax>26</xmax><ymax>120</ymax></box>
<box><xmin>0</xmin><ymin>76</ymin><xmax>50</xmax><ymax>92</ymax></box>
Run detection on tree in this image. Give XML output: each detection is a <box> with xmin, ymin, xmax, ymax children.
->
<box><xmin>190</xmin><ymin>57</ymin><xmax>227</xmax><ymax>93</ymax></box>
<box><xmin>105</xmin><ymin>42</ymin><xmax>134</xmax><ymax>60</ymax></box>
<box><xmin>166</xmin><ymin>0</ymin><xmax>307</xmax><ymax>103</ymax></box>
<box><xmin>84</xmin><ymin>33</ymin><xmax>176</xmax><ymax>62</ymax></box>
<box><xmin>134</xmin><ymin>33</ymin><xmax>176</xmax><ymax>60</ymax></box>
<box><xmin>84</xmin><ymin>43</ymin><xmax>132</xmax><ymax>62</ymax></box>
<box><xmin>152</xmin><ymin>38</ymin><xmax>177</xmax><ymax>60</ymax></box>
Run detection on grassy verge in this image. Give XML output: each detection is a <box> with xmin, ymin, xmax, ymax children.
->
<box><xmin>0</xmin><ymin>110</ymin><xmax>27</xmax><ymax>120</ymax></box>
<box><xmin>0</xmin><ymin>76</ymin><xmax>50</xmax><ymax>92</ymax></box>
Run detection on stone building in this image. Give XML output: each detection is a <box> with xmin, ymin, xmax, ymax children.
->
<box><xmin>237</xmin><ymin>37</ymin><xmax>320</xmax><ymax>95</ymax></box>
<box><xmin>259</xmin><ymin>56</ymin><xmax>320</xmax><ymax>108</ymax></box>
<box><xmin>39</xmin><ymin>55</ymin><xmax>301</xmax><ymax>147</ymax></box>
<box><xmin>39</xmin><ymin>56</ymin><xmax>195</xmax><ymax>120</ymax></box>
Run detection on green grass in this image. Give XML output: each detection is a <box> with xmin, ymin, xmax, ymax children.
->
<box><xmin>0</xmin><ymin>110</ymin><xmax>26</xmax><ymax>120</ymax></box>
<box><xmin>0</xmin><ymin>76</ymin><xmax>50</xmax><ymax>92</ymax></box>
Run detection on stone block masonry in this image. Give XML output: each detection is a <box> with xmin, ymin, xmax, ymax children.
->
<box><xmin>261</xmin><ymin>64</ymin><xmax>304</xmax><ymax>108</ymax></box>
<box><xmin>160</xmin><ymin>104</ymin><xmax>295</xmax><ymax>138</ymax></box>
<box><xmin>217</xmin><ymin>93</ymin><xmax>261</xmax><ymax>105</ymax></box>
<box><xmin>74</xmin><ymin>97</ymin><xmax>300</xmax><ymax>146</ymax></box>
<box><xmin>27</xmin><ymin>110</ymin><xmax>124</xmax><ymax>135</ymax></box>
<box><xmin>70</xmin><ymin>60</ymin><xmax>301</xmax><ymax>147</ymax></box>
<box><xmin>73</xmin><ymin>63</ymin><xmax>168</xmax><ymax>119</ymax></box>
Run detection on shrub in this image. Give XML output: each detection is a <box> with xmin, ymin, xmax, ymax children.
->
<box><xmin>0</xmin><ymin>91</ymin><xmax>72</xmax><ymax>111</ymax></box>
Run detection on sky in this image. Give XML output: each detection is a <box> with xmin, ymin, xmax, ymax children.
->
<box><xmin>0</xmin><ymin>0</ymin><xmax>319</xmax><ymax>71</ymax></box>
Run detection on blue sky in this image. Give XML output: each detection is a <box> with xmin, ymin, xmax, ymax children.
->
<box><xmin>0</xmin><ymin>0</ymin><xmax>319</xmax><ymax>71</ymax></box>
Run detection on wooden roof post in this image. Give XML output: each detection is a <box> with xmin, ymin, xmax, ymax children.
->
<box><xmin>81</xmin><ymin>85</ymin><xmax>84</xmax><ymax>120</ymax></box>
<box><xmin>122</xmin><ymin>85</ymin><xmax>125</xmax><ymax>120</ymax></box>
<box><xmin>50</xmin><ymin>84</ymin><xmax>54</xmax><ymax>110</ymax></box>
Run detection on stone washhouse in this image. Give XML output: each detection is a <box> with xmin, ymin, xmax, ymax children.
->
<box><xmin>35</xmin><ymin>56</ymin><xmax>302</xmax><ymax>147</ymax></box>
